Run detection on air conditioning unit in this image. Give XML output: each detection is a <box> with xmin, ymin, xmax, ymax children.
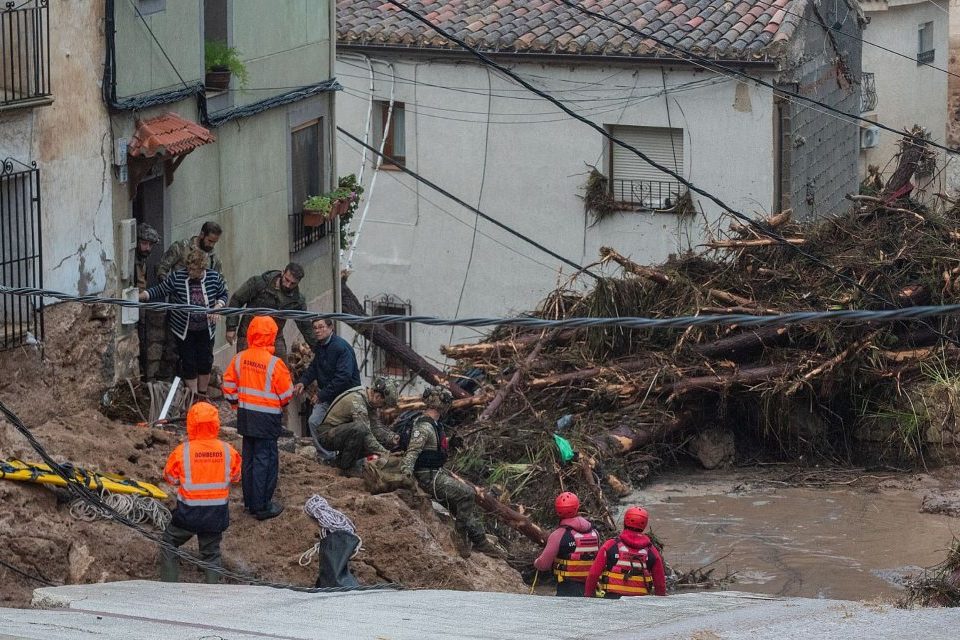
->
<box><xmin>117</xmin><ymin>218</ymin><xmax>137</xmax><ymax>282</ymax></box>
<box><xmin>860</xmin><ymin>125</ymin><xmax>880</xmax><ymax>150</ymax></box>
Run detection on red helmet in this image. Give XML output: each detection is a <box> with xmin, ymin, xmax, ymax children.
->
<box><xmin>624</xmin><ymin>506</ymin><xmax>648</xmax><ymax>532</ymax></box>
<box><xmin>554</xmin><ymin>492</ymin><xmax>580</xmax><ymax>518</ymax></box>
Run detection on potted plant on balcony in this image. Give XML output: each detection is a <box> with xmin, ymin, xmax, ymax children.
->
<box><xmin>204</xmin><ymin>40</ymin><xmax>249</xmax><ymax>91</ymax></box>
<box><xmin>302</xmin><ymin>195</ymin><xmax>332</xmax><ymax>227</ymax></box>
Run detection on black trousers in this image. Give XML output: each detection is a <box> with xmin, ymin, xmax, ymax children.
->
<box><xmin>160</xmin><ymin>522</ymin><xmax>222</xmax><ymax>583</ymax></box>
<box><xmin>556</xmin><ymin>580</ymin><xmax>586</xmax><ymax>597</ymax></box>
<box><xmin>241</xmin><ymin>436</ymin><xmax>278</xmax><ymax>513</ymax></box>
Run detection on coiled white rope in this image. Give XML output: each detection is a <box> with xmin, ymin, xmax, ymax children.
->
<box><xmin>299</xmin><ymin>494</ymin><xmax>362</xmax><ymax>566</ymax></box>
<box><xmin>69</xmin><ymin>489</ymin><xmax>171</xmax><ymax>530</ymax></box>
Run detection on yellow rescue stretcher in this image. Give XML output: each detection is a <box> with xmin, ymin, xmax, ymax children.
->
<box><xmin>0</xmin><ymin>459</ymin><xmax>167</xmax><ymax>499</ymax></box>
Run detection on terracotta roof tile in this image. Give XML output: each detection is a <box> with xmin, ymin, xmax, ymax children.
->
<box><xmin>336</xmin><ymin>0</ymin><xmax>810</xmax><ymax>60</ymax></box>
<box><xmin>128</xmin><ymin>113</ymin><xmax>215</xmax><ymax>159</ymax></box>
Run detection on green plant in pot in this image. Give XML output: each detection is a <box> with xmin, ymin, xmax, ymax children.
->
<box><xmin>336</xmin><ymin>174</ymin><xmax>364</xmax><ymax>248</ymax></box>
<box><xmin>302</xmin><ymin>195</ymin><xmax>332</xmax><ymax>227</ymax></box>
<box><xmin>204</xmin><ymin>40</ymin><xmax>249</xmax><ymax>91</ymax></box>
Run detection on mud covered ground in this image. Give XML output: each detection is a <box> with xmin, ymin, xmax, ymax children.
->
<box><xmin>0</xmin><ymin>304</ymin><xmax>524</xmax><ymax>607</ymax></box>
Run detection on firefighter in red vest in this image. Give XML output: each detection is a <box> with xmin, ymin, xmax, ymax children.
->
<box><xmin>159</xmin><ymin>401</ymin><xmax>242</xmax><ymax>583</ymax></box>
<box><xmin>533</xmin><ymin>492</ymin><xmax>601</xmax><ymax>596</ymax></box>
<box><xmin>585</xmin><ymin>506</ymin><xmax>667</xmax><ymax>598</ymax></box>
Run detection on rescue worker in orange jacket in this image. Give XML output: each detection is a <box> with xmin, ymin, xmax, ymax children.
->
<box><xmin>222</xmin><ymin>316</ymin><xmax>294</xmax><ymax>521</ymax></box>
<box><xmin>585</xmin><ymin>506</ymin><xmax>667</xmax><ymax>598</ymax></box>
<box><xmin>533</xmin><ymin>492</ymin><xmax>601</xmax><ymax>597</ymax></box>
<box><xmin>160</xmin><ymin>401</ymin><xmax>241</xmax><ymax>583</ymax></box>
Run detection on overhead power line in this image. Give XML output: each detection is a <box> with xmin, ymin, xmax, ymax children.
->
<box><xmin>6</xmin><ymin>285</ymin><xmax>960</xmax><ymax>331</ymax></box>
<box><xmin>555</xmin><ymin>0</ymin><xmax>956</xmax><ymax>155</ymax></box>
<box><xmin>380</xmin><ymin>0</ymin><xmax>960</xmax><ymax>348</ymax></box>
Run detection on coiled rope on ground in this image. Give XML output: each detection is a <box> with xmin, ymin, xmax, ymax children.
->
<box><xmin>299</xmin><ymin>494</ymin><xmax>362</xmax><ymax>566</ymax></box>
<box><xmin>69</xmin><ymin>490</ymin><xmax>172</xmax><ymax>530</ymax></box>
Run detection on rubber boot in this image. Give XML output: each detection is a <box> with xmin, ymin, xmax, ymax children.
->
<box><xmin>159</xmin><ymin>554</ymin><xmax>179</xmax><ymax>582</ymax></box>
<box><xmin>204</xmin><ymin>567</ymin><xmax>221</xmax><ymax>584</ymax></box>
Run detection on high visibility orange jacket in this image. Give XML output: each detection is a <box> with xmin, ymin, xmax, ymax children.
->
<box><xmin>163</xmin><ymin>402</ymin><xmax>241</xmax><ymax>533</ymax></box>
<box><xmin>222</xmin><ymin>316</ymin><xmax>294</xmax><ymax>438</ymax></box>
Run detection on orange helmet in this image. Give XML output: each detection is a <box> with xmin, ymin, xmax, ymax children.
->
<box><xmin>624</xmin><ymin>506</ymin><xmax>648</xmax><ymax>532</ymax></box>
<box><xmin>555</xmin><ymin>492</ymin><xmax>580</xmax><ymax>518</ymax></box>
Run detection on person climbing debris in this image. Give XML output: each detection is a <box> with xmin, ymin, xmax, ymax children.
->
<box><xmin>222</xmin><ymin>316</ymin><xmax>294</xmax><ymax>521</ymax></box>
<box><xmin>533</xmin><ymin>492</ymin><xmax>601</xmax><ymax>597</ymax></box>
<box><xmin>310</xmin><ymin>376</ymin><xmax>398</xmax><ymax>473</ymax></box>
<box><xmin>398</xmin><ymin>386</ymin><xmax>506</xmax><ymax>559</ymax></box>
<box><xmin>585</xmin><ymin>506</ymin><xmax>666</xmax><ymax>598</ymax></box>
<box><xmin>159</xmin><ymin>401</ymin><xmax>241</xmax><ymax>584</ymax></box>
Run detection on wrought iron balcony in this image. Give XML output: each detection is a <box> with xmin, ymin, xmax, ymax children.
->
<box><xmin>288</xmin><ymin>210</ymin><xmax>328</xmax><ymax>253</ymax></box>
<box><xmin>0</xmin><ymin>0</ymin><xmax>50</xmax><ymax>108</ymax></box>
<box><xmin>0</xmin><ymin>158</ymin><xmax>43</xmax><ymax>350</ymax></box>
<box><xmin>611</xmin><ymin>178</ymin><xmax>686</xmax><ymax>210</ymax></box>
<box><xmin>860</xmin><ymin>72</ymin><xmax>877</xmax><ymax>113</ymax></box>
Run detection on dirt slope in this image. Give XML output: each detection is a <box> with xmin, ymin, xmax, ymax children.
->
<box><xmin>0</xmin><ymin>304</ymin><xmax>524</xmax><ymax>606</ymax></box>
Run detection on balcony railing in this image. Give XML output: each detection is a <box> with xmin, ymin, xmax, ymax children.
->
<box><xmin>0</xmin><ymin>158</ymin><xmax>43</xmax><ymax>350</ymax></box>
<box><xmin>288</xmin><ymin>210</ymin><xmax>328</xmax><ymax>254</ymax></box>
<box><xmin>860</xmin><ymin>72</ymin><xmax>877</xmax><ymax>113</ymax></box>
<box><xmin>917</xmin><ymin>50</ymin><xmax>935</xmax><ymax>64</ymax></box>
<box><xmin>0</xmin><ymin>0</ymin><xmax>50</xmax><ymax>108</ymax></box>
<box><xmin>611</xmin><ymin>178</ymin><xmax>686</xmax><ymax>210</ymax></box>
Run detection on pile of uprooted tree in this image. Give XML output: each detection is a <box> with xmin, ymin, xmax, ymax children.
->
<box><xmin>338</xmin><ymin>131</ymin><xmax>960</xmax><ymax>550</ymax></box>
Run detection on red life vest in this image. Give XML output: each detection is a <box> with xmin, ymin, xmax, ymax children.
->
<box><xmin>598</xmin><ymin>537</ymin><xmax>655</xmax><ymax>596</ymax></box>
<box><xmin>552</xmin><ymin>525</ymin><xmax>600</xmax><ymax>583</ymax></box>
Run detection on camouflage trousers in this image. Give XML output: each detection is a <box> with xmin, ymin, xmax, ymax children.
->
<box><xmin>312</xmin><ymin>420</ymin><xmax>389</xmax><ymax>470</ymax></box>
<box><xmin>415</xmin><ymin>469</ymin><xmax>485</xmax><ymax>544</ymax></box>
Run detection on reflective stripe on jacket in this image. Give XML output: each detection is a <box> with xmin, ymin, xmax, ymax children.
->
<box><xmin>553</xmin><ymin>526</ymin><xmax>600</xmax><ymax>583</ymax></box>
<box><xmin>598</xmin><ymin>539</ymin><xmax>654</xmax><ymax>596</ymax></box>
<box><xmin>176</xmin><ymin>441</ymin><xmax>232</xmax><ymax>506</ymax></box>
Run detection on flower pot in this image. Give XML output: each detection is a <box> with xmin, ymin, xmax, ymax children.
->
<box><xmin>330</xmin><ymin>198</ymin><xmax>350</xmax><ymax>219</ymax></box>
<box><xmin>303</xmin><ymin>209</ymin><xmax>326</xmax><ymax>227</ymax></box>
<box><xmin>205</xmin><ymin>69</ymin><xmax>231</xmax><ymax>91</ymax></box>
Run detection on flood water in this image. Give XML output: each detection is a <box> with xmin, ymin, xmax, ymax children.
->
<box><xmin>630</xmin><ymin>472</ymin><xmax>960</xmax><ymax>601</ymax></box>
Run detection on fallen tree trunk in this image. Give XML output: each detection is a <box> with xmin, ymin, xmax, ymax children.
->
<box><xmin>446</xmin><ymin>470</ymin><xmax>548</xmax><ymax>545</ymax></box>
<box><xmin>383</xmin><ymin>393</ymin><xmax>493</xmax><ymax>422</ymax></box>
<box><xmin>528</xmin><ymin>359</ymin><xmax>651</xmax><ymax>389</ymax></box>
<box><xmin>599</xmin><ymin>247</ymin><xmax>670</xmax><ymax>285</ymax></box>
<box><xmin>440</xmin><ymin>330</ymin><xmax>576</xmax><ymax>359</ymax></box>
<box><xmin>658</xmin><ymin>364</ymin><xmax>792</xmax><ymax>399</ymax></box>
<box><xmin>479</xmin><ymin>329</ymin><xmax>559</xmax><ymax>421</ymax></box>
<box><xmin>729</xmin><ymin>209</ymin><xmax>792</xmax><ymax>235</ymax></box>
<box><xmin>341</xmin><ymin>278</ymin><xmax>469</xmax><ymax>399</ymax></box>
<box><xmin>592</xmin><ymin>415</ymin><xmax>691</xmax><ymax>456</ymax></box>
<box><xmin>705</xmin><ymin>238</ymin><xmax>806</xmax><ymax>249</ymax></box>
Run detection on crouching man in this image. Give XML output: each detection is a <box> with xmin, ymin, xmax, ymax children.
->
<box><xmin>311</xmin><ymin>376</ymin><xmax>398</xmax><ymax>472</ymax></box>
<box><xmin>160</xmin><ymin>402</ymin><xmax>242</xmax><ymax>583</ymax></box>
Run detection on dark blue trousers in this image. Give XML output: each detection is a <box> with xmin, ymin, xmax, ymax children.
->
<box><xmin>241</xmin><ymin>436</ymin><xmax>278</xmax><ymax>513</ymax></box>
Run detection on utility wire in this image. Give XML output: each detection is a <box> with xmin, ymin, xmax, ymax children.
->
<box><xmin>0</xmin><ymin>399</ymin><xmax>399</xmax><ymax>594</ymax></box>
<box><xmin>7</xmin><ymin>285</ymin><xmax>960</xmax><ymax>331</ymax></box>
<box><xmin>555</xmin><ymin>0</ymin><xmax>956</xmax><ymax>155</ymax></box>
<box><xmin>126</xmin><ymin>0</ymin><xmax>190</xmax><ymax>90</ymax></box>
<box><xmin>376</xmin><ymin>1</ymin><xmax>960</xmax><ymax>348</ymax></box>
<box><xmin>0</xmin><ymin>558</ymin><xmax>57</xmax><ymax>587</ymax></box>
<box><xmin>338</xmin><ymin>127</ymin><xmax>600</xmax><ymax>279</ymax></box>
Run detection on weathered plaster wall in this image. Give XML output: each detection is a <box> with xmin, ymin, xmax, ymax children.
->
<box><xmin>335</xmin><ymin>55</ymin><xmax>777</xmax><ymax>373</ymax></box>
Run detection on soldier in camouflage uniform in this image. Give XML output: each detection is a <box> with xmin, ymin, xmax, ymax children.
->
<box><xmin>157</xmin><ymin>221</ymin><xmax>223</xmax><ymax>280</ymax></box>
<box><xmin>400</xmin><ymin>386</ymin><xmax>506</xmax><ymax>559</ymax></box>
<box><xmin>312</xmin><ymin>377</ymin><xmax>398</xmax><ymax>472</ymax></box>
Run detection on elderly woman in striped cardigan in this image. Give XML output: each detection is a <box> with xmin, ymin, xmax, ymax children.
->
<box><xmin>140</xmin><ymin>247</ymin><xmax>228</xmax><ymax>400</ymax></box>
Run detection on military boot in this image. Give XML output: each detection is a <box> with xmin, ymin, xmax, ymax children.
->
<box><xmin>159</xmin><ymin>554</ymin><xmax>179</xmax><ymax>582</ymax></box>
<box><xmin>473</xmin><ymin>534</ymin><xmax>507</xmax><ymax>559</ymax></box>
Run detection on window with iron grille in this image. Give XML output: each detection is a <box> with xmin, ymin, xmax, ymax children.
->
<box><xmin>860</xmin><ymin>72</ymin><xmax>877</xmax><ymax>113</ymax></box>
<box><xmin>0</xmin><ymin>159</ymin><xmax>42</xmax><ymax>350</ymax></box>
<box><xmin>374</xmin><ymin>101</ymin><xmax>405</xmax><ymax>167</ymax></box>
<box><xmin>0</xmin><ymin>0</ymin><xmax>51</xmax><ymax>108</ymax></box>
<box><xmin>289</xmin><ymin>119</ymin><xmax>328</xmax><ymax>253</ymax></box>
<box><xmin>918</xmin><ymin>22</ymin><xmax>934</xmax><ymax>64</ymax></box>
<box><xmin>362</xmin><ymin>294</ymin><xmax>411</xmax><ymax>377</ymax></box>
<box><xmin>608</xmin><ymin>125</ymin><xmax>686</xmax><ymax>210</ymax></box>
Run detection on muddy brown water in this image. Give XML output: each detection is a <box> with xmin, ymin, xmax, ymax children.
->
<box><xmin>629</xmin><ymin>472</ymin><xmax>960</xmax><ymax>601</ymax></box>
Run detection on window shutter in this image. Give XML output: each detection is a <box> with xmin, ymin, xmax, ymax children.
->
<box><xmin>610</xmin><ymin>126</ymin><xmax>683</xmax><ymax>182</ymax></box>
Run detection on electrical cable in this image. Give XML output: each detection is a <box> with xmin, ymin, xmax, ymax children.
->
<box><xmin>8</xmin><ymin>285</ymin><xmax>960</xmax><ymax>331</ymax></box>
<box><xmin>382</xmin><ymin>0</ymin><xmax>960</xmax><ymax>347</ymax></box>
<box><xmin>554</xmin><ymin>0</ymin><xmax>956</xmax><ymax>155</ymax></box>
<box><xmin>126</xmin><ymin>0</ymin><xmax>190</xmax><ymax>90</ymax></box>
<box><xmin>0</xmin><ymin>400</ymin><xmax>399</xmax><ymax>593</ymax></box>
<box><xmin>0</xmin><ymin>558</ymin><xmax>57</xmax><ymax>587</ymax></box>
<box><xmin>337</xmin><ymin>128</ymin><xmax>600</xmax><ymax>279</ymax></box>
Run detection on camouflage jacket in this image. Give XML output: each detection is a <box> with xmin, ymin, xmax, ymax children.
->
<box><xmin>401</xmin><ymin>415</ymin><xmax>441</xmax><ymax>476</ymax></box>
<box><xmin>225</xmin><ymin>270</ymin><xmax>316</xmax><ymax>347</ymax></box>
<box><xmin>320</xmin><ymin>387</ymin><xmax>394</xmax><ymax>444</ymax></box>
<box><xmin>157</xmin><ymin>236</ymin><xmax>223</xmax><ymax>281</ymax></box>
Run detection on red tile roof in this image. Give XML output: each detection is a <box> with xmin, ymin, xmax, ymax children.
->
<box><xmin>336</xmin><ymin>0</ymin><xmax>811</xmax><ymax>60</ymax></box>
<box><xmin>128</xmin><ymin>113</ymin><xmax>216</xmax><ymax>159</ymax></box>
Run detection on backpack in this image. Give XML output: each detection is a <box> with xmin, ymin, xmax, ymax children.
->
<box><xmin>393</xmin><ymin>412</ymin><xmax>448</xmax><ymax>470</ymax></box>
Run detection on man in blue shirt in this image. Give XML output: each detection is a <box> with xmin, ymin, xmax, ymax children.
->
<box><xmin>293</xmin><ymin>319</ymin><xmax>361</xmax><ymax>436</ymax></box>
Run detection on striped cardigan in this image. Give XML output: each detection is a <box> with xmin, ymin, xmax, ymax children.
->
<box><xmin>144</xmin><ymin>268</ymin><xmax>229</xmax><ymax>340</ymax></box>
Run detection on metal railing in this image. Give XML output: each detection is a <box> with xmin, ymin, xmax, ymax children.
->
<box><xmin>0</xmin><ymin>158</ymin><xmax>42</xmax><ymax>349</ymax></box>
<box><xmin>917</xmin><ymin>50</ymin><xmax>935</xmax><ymax>64</ymax></box>
<box><xmin>860</xmin><ymin>72</ymin><xmax>877</xmax><ymax>113</ymax></box>
<box><xmin>0</xmin><ymin>0</ymin><xmax>50</xmax><ymax>108</ymax></box>
<box><xmin>288</xmin><ymin>210</ymin><xmax>328</xmax><ymax>253</ymax></box>
<box><xmin>611</xmin><ymin>178</ymin><xmax>685</xmax><ymax>210</ymax></box>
